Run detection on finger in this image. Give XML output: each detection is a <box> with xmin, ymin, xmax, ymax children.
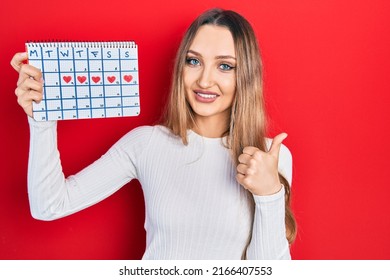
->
<box><xmin>17</xmin><ymin>90</ymin><xmax>42</xmax><ymax>117</ymax></box>
<box><xmin>236</xmin><ymin>163</ymin><xmax>248</xmax><ymax>175</ymax></box>
<box><xmin>17</xmin><ymin>89</ymin><xmax>43</xmax><ymax>103</ymax></box>
<box><xmin>242</xmin><ymin>146</ymin><xmax>259</xmax><ymax>156</ymax></box>
<box><xmin>236</xmin><ymin>173</ymin><xmax>254</xmax><ymax>191</ymax></box>
<box><xmin>17</xmin><ymin>77</ymin><xmax>43</xmax><ymax>94</ymax></box>
<box><xmin>236</xmin><ymin>173</ymin><xmax>247</xmax><ymax>188</ymax></box>
<box><xmin>28</xmin><ymin>90</ymin><xmax>43</xmax><ymax>103</ymax></box>
<box><xmin>269</xmin><ymin>133</ymin><xmax>288</xmax><ymax>156</ymax></box>
<box><xmin>15</xmin><ymin>82</ymin><xmax>43</xmax><ymax>109</ymax></box>
<box><xmin>10</xmin><ymin>52</ymin><xmax>28</xmax><ymax>73</ymax></box>
<box><xmin>238</xmin><ymin>153</ymin><xmax>252</xmax><ymax>164</ymax></box>
<box><xmin>17</xmin><ymin>64</ymin><xmax>43</xmax><ymax>87</ymax></box>
<box><xmin>15</xmin><ymin>87</ymin><xmax>43</xmax><ymax>104</ymax></box>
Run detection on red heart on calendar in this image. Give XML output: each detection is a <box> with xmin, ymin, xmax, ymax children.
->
<box><xmin>63</xmin><ymin>76</ymin><xmax>72</xmax><ymax>83</ymax></box>
<box><xmin>124</xmin><ymin>75</ymin><xmax>133</xmax><ymax>83</ymax></box>
<box><xmin>92</xmin><ymin>76</ymin><xmax>101</xmax><ymax>83</ymax></box>
<box><xmin>77</xmin><ymin>76</ymin><xmax>87</xmax><ymax>84</ymax></box>
<box><xmin>107</xmin><ymin>76</ymin><xmax>116</xmax><ymax>83</ymax></box>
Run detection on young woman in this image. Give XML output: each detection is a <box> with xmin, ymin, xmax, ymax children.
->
<box><xmin>11</xmin><ymin>8</ymin><xmax>296</xmax><ymax>259</ymax></box>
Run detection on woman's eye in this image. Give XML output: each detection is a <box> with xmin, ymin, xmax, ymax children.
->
<box><xmin>219</xmin><ymin>64</ymin><xmax>234</xmax><ymax>71</ymax></box>
<box><xmin>186</xmin><ymin>58</ymin><xmax>200</xmax><ymax>66</ymax></box>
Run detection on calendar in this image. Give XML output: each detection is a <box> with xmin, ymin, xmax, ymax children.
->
<box><xmin>26</xmin><ymin>41</ymin><xmax>140</xmax><ymax>121</ymax></box>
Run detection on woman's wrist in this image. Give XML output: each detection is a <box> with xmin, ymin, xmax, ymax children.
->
<box><xmin>254</xmin><ymin>184</ymin><xmax>283</xmax><ymax>196</ymax></box>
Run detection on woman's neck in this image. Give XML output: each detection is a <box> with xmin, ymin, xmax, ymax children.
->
<box><xmin>192</xmin><ymin>115</ymin><xmax>229</xmax><ymax>138</ymax></box>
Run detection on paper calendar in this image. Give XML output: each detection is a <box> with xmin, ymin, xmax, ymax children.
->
<box><xmin>26</xmin><ymin>41</ymin><xmax>140</xmax><ymax>121</ymax></box>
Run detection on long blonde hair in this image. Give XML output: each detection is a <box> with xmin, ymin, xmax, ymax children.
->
<box><xmin>162</xmin><ymin>8</ymin><xmax>296</xmax><ymax>244</ymax></box>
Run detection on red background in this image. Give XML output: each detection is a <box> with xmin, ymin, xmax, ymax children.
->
<box><xmin>1</xmin><ymin>0</ymin><xmax>389</xmax><ymax>259</ymax></box>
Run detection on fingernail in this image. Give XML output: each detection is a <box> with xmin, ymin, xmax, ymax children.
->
<box><xmin>20</xmin><ymin>52</ymin><xmax>28</xmax><ymax>58</ymax></box>
<box><xmin>40</xmin><ymin>77</ymin><xmax>45</xmax><ymax>84</ymax></box>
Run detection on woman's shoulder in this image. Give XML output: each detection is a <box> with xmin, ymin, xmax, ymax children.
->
<box><xmin>119</xmin><ymin>125</ymin><xmax>174</xmax><ymax>143</ymax></box>
<box><xmin>111</xmin><ymin>125</ymin><xmax>180</xmax><ymax>158</ymax></box>
<box><xmin>109</xmin><ymin>125</ymin><xmax>161</xmax><ymax>156</ymax></box>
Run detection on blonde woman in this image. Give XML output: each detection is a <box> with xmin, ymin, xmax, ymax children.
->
<box><xmin>11</xmin><ymin>8</ymin><xmax>296</xmax><ymax>259</ymax></box>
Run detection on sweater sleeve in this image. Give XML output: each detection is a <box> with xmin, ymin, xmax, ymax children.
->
<box><xmin>27</xmin><ymin>116</ymin><xmax>152</xmax><ymax>221</ymax></box>
<box><xmin>246</xmin><ymin>143</ymin><xmax>293</xmax><ymax>259</ymax></box>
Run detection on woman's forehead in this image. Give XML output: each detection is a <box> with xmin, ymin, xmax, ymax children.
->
<box><xmin>189</xmin><ymin>25</ymin><xmax>235</xmax><ymax>58</ymax></box>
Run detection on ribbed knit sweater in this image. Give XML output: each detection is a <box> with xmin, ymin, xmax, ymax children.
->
<box><xmin>27</xmin><ymin>118</ymin><xmax>292</xmax><ymax>259</ymax></box>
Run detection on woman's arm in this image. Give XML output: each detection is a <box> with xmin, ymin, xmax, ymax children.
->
<box><xmin>11</xmin><ymin>51</ymin><xmax>150</xmax><ymax>220</ymax></box>
<box><xmin>27</xmin><ymin>118</ymin><xmax>147</xmax><ymax>220</ymax></box>
<box><xmin>246</xmin><ymin>143</ymin><xmax>293</xmax><ymax>259</ymax></box>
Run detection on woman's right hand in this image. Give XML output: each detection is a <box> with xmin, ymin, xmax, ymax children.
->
<box><xmin>10</xmin><ymin>52</ymin><xmax>44</xmax><ymax>118</ymax></box>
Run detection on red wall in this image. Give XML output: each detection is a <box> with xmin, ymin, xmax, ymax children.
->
<box><xmin>1</xmin><ymin>0</ymin><xmax>389</xmax><ymax>259</ymax></box>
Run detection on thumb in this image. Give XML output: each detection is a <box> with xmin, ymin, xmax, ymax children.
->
<box><xmin>10</xmin><ymin>52</ymin><xmax>28</xmax><ymax>73</ymax></box>
<box><xmin>269</xmin><ymin>133</ymin><xmax>288</xmax><ymax>156</ymax></box>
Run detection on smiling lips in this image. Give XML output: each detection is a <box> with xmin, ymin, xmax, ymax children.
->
<box><xmin>194</xmin><ymin>90</ymin><xmax>219</xmax><ymax>103</ymax></box>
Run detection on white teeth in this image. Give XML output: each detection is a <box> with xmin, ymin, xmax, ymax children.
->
<box><xmin>197</xmin><ymin>93</ymin><xmax>217</xmax><ymax>99</ymax></box>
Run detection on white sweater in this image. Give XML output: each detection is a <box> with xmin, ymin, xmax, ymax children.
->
<box><xmin>27</xmin><ymin>117</ymin><xmax>292</xmax><ymax>260</ymax></box>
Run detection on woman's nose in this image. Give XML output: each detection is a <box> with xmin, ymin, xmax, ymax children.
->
<box><xmin>197</xmin><ymin>66</ymin><xmax>214</xmax><ymax>88</ymax></box>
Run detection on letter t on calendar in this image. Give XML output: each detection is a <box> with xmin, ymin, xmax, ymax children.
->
<box><xmin>26</xmin><ymin>41</ymin><xmax>140</xmax><ymax>121</ymax></box>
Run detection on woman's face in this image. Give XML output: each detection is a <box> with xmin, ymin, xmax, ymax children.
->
<box><xmin>183</xmin><ymin>25</ymin><xmax>236</xmax><ymax>128</ymax></box>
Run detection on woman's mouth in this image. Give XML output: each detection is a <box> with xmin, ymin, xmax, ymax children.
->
<box><xmin>194</xmin><ymin>90</ymin><xmax>219</xmax><ymax>103</ymax></box>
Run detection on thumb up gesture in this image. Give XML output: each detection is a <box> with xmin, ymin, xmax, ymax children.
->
<box><xmin>236</xmin><ymin>133</ymin><xmax>287</xmax><ymax>196</ymax></box>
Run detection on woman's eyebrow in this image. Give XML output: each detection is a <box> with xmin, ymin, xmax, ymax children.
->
<box><xmin>215</xmin><ymin>55</ymin><xmax>236</xmax><ymax>60</ymax></box>
<box><xmin>187</xmin><ymin>50</ymin><xmax>202</xmax><ymax>57</ymax></box>
<box><xmin>187</xmin><ymin>50</ymin><xmax>236</xmax><ymax>60</ymax></box>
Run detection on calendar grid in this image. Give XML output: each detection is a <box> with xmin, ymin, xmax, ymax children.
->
<box><xmin>86</xmin><ymin>47</ymin><xmax>92</xmax><ymax>118</ymax></box>
<box><xmin>100</xmin><ymin>46</ymin><xmax>107</xmax><ymax>118</ymax></box>
<box><xmin>71</xmin><ymin>46</ymin><xmax>79</xmax><ymax>119</ymax></box>
<box><xmin>39</xmin><ymin>46</ymin><xmax>48</xmax><ymax>121</ymax></box>
<box><xmin>55</xmin><ymin>47</ymin><xmax>64</xmax><ymax>120</ymax></box>
<box><xmin>27</xmin><ymin>41</ymin><xmax>140</xmax><ymax>121</ymax></box>
<box><xmin>118</xmin><ymin>46</ymin><xmax>123</xmax><ymax>117</ymax></box>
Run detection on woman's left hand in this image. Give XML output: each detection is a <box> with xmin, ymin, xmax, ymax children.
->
<box><xmin>236</xmin><ymin>133</ymin><xmax>287</xmax><ymax>196</ymax></box>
